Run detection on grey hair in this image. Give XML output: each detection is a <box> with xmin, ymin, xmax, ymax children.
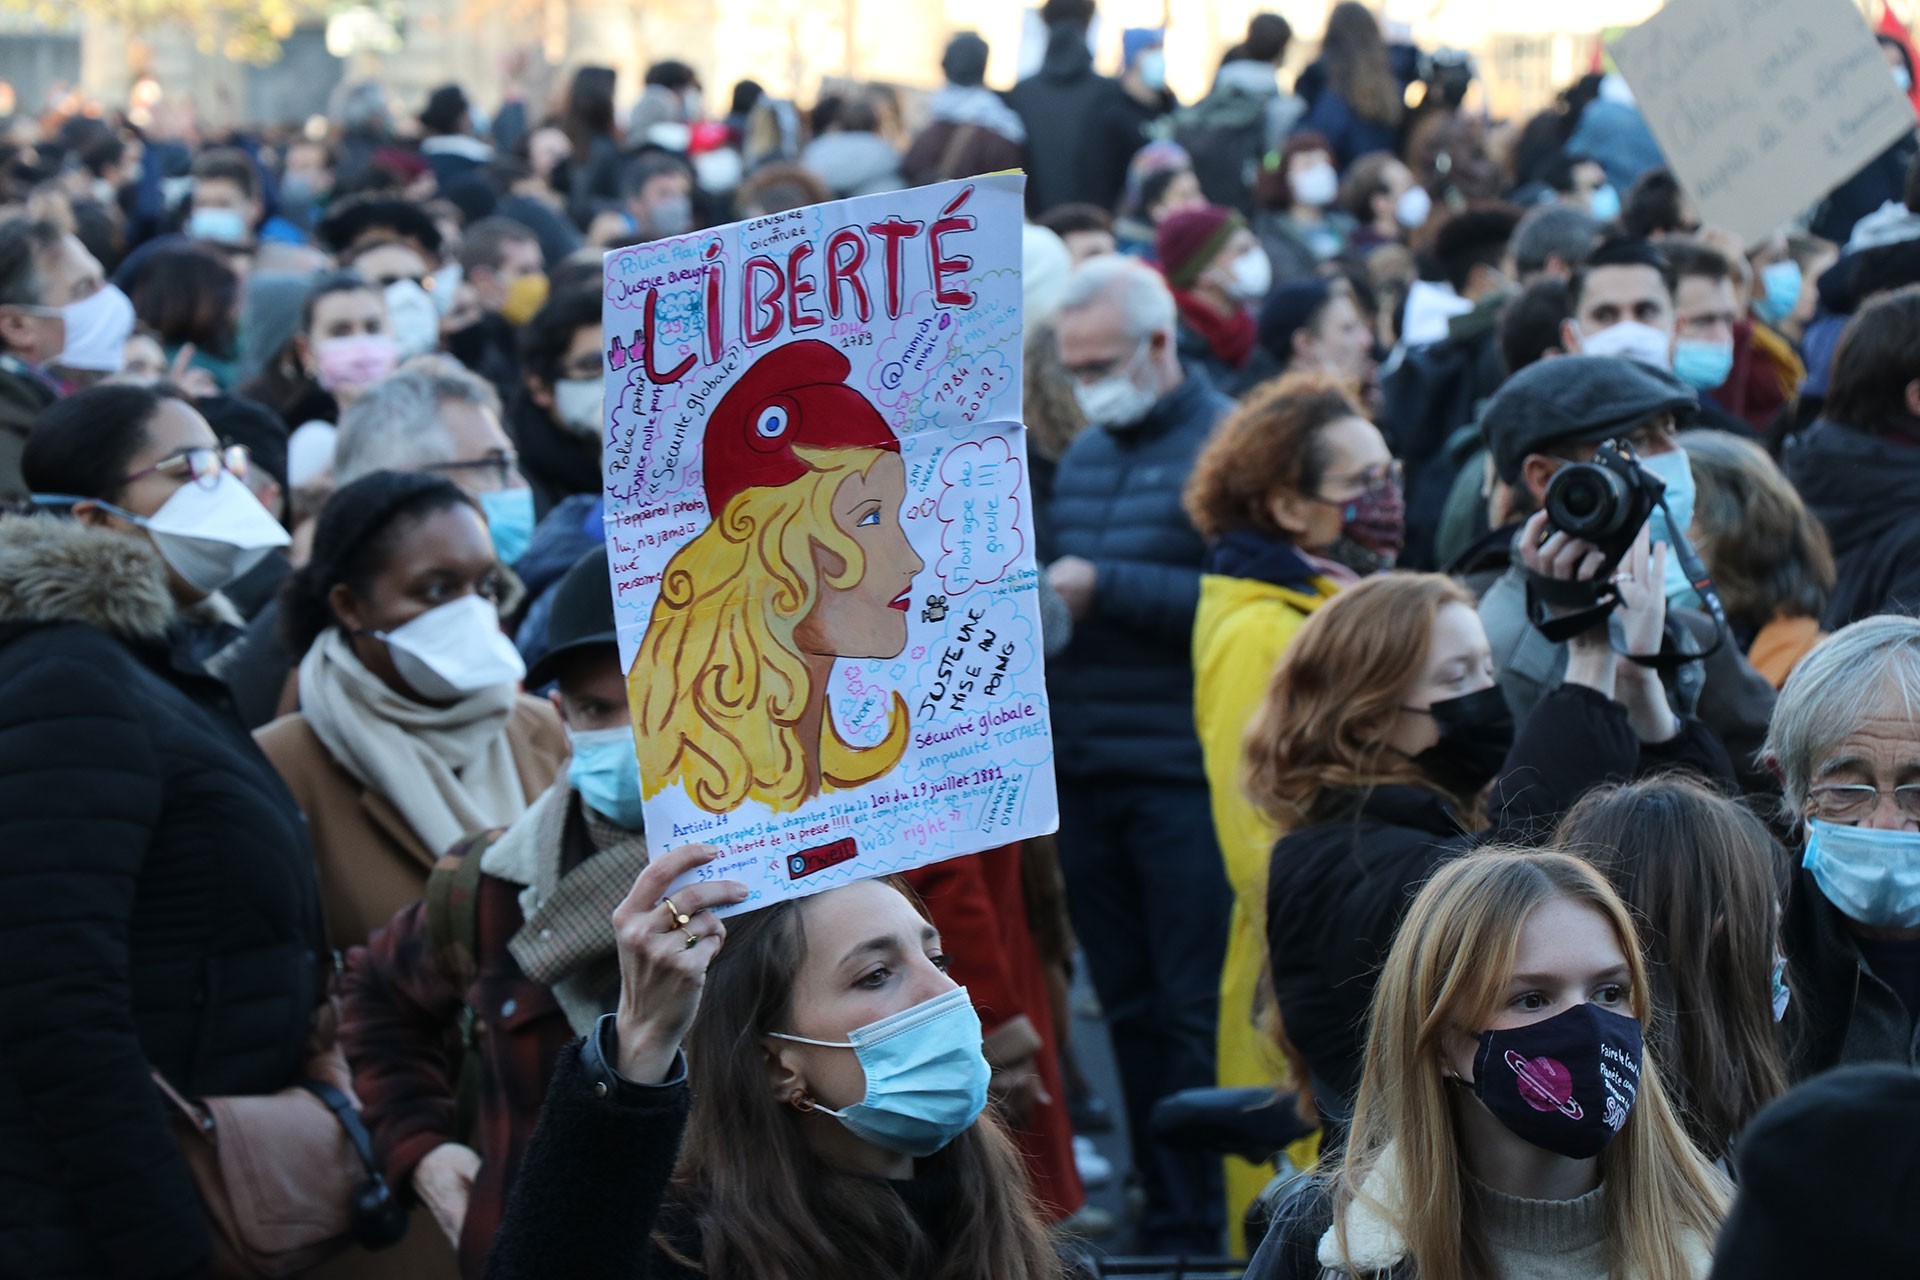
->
<box><xmin>1764</xmin><ymin>614</ymin><xmax>1920</xmax><ymax>821</ymax></box>
<box><xmin>1055</xmin><ymin>253</ymin><xmax>1176</xmax><ymax>343</ymax></box>
<box><xmin>334</xmin><ymin>358</ymin><xmax>501</xmax><ymax>485</ymax></box>
<box><xmin>1513</xmin><ymin>204</ymin><xmax>1602</xmax><ymax>278</ymax></box>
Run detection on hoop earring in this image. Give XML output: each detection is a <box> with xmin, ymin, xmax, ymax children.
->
<box><xmin>787</xmin><ymin>1090</ymin><xmax>817</xmax><ymax>1113</ymax></box>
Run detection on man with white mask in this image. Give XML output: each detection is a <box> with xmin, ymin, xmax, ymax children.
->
<box><xmin>1560</xmin><ymin>235</ymin><xmax>1678</xmax><ymax>370</ymax></box>
<box><xmin>1047</xmin><ymin>253</ymin><xmax>1234</xmax><ymax>1254</ymax></box>
<box><xmin>0</xmin><ymin>219</ymin><xmax>135</xmax><ymax>499</ymax></box>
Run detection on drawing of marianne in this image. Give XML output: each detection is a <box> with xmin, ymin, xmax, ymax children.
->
<box><xmin>633</xmin><ymin>339</ymin><xmax>925</xmax><ymax>815</ymax></box>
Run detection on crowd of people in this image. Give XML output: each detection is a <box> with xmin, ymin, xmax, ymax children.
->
<box><xmin>4</xmin><ymin>1</ymin><xmax>1920</xmax><ymax>1277</ymax></box>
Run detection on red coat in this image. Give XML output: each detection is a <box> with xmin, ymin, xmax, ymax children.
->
<box><xmin>903</xmin><ymin>844</ymin><xmax>1086</xmax><ymax>1221</ymax></box>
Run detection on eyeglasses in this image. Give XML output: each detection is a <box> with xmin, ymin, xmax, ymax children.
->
<box><xmin>1313</xmin><ymin>458</ymin><xmax>1403</xmax><ymax>502</ymax></box>
<box><xmin>120</xmin><ymin>444</ymin><xmax>251</xmax><ymax>489</ymax></box>
<box><xmin>425</xmin><ymin>449</ymin><xmax>521</xmax><ymax>490</ymax></box>
<box><xmin>1808</xmin><ymin>784</ymin><xmax>1920</xmax><ymax>823</ymax></box>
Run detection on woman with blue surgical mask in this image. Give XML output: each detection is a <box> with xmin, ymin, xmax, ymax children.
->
<box><xmin>484</xmin><ymin>852</ymin><xmax>1072</xmax><ymax>1280</ymax></box>
<box><xmin>257</xmin><ymin>469</ymin><xmax>567</xmax><ymax>950</ymax></box>
<box><xmin>1765</xmin><ymin>615</ymin><xmax>1920</xmax><ymax>1079</ymax></box>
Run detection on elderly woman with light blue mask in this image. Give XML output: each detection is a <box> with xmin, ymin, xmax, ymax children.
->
<box><xmin>1767</xmin><ymin>614</ymin><xmax>1920</xmax><ymax>1079</ymax></box>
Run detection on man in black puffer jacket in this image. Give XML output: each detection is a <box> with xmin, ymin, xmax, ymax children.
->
<box><xmin>1045</xmin><ymin>255</ymin><xmax>1232</xmax><ymax>1254</ymax></box>
<box><xmin>1781</xmin><ymin>287</ymin><xmax>1920</xmax><ymax>626</ymax></box>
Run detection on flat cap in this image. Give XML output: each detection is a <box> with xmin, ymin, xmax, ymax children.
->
<box><xmin>1481</xmin><ymin>354</ymin><xmax>1697</xmax><ymax>483</ymax></box>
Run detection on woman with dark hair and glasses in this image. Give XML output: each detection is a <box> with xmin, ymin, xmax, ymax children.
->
<box><xmin>0</xmin><ymin>384</ymin><xmax>327</xmax><ymax>1277</ymax></box>
<box><xmin>256</xmin><ymin>470</ymin><xmax>565</xmax><ymax>951</ymax></box>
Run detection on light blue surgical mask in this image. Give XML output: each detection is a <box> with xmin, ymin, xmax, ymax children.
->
<box><xmin>566</xmin><ymin>726</ymin><xmax>645</xmax><ymax>829</ymax></box>
<box><xmin>771</xmin><ymin>987</ymin><xmax>989</xmax><ymax>1158</ymax></box>
<box><xmin>1672</xmin><ymin>337</ymin><xmax>1735</xmax><ymax>392</ymax></box>
<box><xmin>1638</xmin><ymin>448</ymin><xmax>1697</xmax><ymax>603</ymax></box>
<box><xmin>1588</xmin><ymin>183</ymin><xmax>1621</xmax><ymax>223</ymax></box>
<box><xmin>479</xmin><ymin>486</ymin><xmax>534</xmax><ymax>566</ymax></box>
<box><xmin>1803</xmin><ymin>818</ymin><xmax>1920</xmax><ymax>930</ymax></box>
<box><xmin>188</xmin><ymin>206</ymin><xmax>249</xmax><ymax>245</ymax></box>
<box><xmin>1755</xmin><ymin>260</ymin><xmax>1803</xmax><ymax>326</ymax></box>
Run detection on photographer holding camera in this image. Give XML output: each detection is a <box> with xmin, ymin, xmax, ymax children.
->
<box><xmin>1475</xmin><ymin>355</ymin><xmax>1778</xmax><ymax>794</ymax></box>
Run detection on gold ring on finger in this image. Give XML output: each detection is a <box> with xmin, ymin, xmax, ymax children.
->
<box><xmin>682</xmin><ymin>928</ymin><xmax>701</xmax><ymax>949</ymax></box>
<box><xmin>663</xmin><ymin>896</ymin><xmax>692</xmax><ymax>928</ymax></box>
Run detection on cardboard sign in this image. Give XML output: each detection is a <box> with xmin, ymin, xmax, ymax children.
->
<box><xmin>599</xmin><ymin>174</ymin><xmax>1057</xmax><ymax>912</ymax></box>
<box><xmin>1609</xmin><ymin>0</ymin><xmax>1915</xmax><ymax>244</ymax></box>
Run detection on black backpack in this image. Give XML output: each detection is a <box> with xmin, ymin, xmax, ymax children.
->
<box><xmin>1173</xmin><ymin>89</ymin><xmax>1271</xmax><ymax>215</ymax></box>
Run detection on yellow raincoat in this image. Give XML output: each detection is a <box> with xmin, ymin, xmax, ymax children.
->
<box><xmin>1193</xmin><ymin>567</ymin><xmax>1338</xmax><ymax>1254</ymax></box>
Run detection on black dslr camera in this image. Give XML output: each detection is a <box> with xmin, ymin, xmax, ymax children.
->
<box><xmin>1542</xmin><ymin>438</ymin><xmax>1663</xmax><ymax>593</ymax></box>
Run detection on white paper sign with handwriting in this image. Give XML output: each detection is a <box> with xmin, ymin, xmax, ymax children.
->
<box><xmin>1609</xmin><ymin>0</ymin><xmax>1915</xmax><ymax>245</ymax></box>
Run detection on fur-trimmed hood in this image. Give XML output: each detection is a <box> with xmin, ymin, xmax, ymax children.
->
<box><xmin>1312</xmin><ymin>1143</ymin><xmax>1715</xmax><ymax>1278</ymax></box>
<box><xmin>0</xmin><ymin>514</ymin><xmax>178</xmax><ymax>643</ymax></box>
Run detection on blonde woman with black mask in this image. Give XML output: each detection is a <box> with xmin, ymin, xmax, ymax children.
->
<box><xmin>1249</xmin><ymin>849</ymin><xmax>1728</xmax><ymax>1280</ymax></box>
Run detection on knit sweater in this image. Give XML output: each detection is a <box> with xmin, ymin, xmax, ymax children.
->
<box><xmin>1471</xmin><ymin>1177</ymin><xmax>1606</xmax><ymax>1280</ymax></box>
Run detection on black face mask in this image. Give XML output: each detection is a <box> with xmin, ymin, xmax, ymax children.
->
<box><xmin>1408</xmin><ymin>685</ymin><xmax>1515</xmax><ymax>794</ymax></box>
<box><xmin>1468</xmin><ymin>1002</ymin><xmax>1644</xmax><ymax>1159</ymax></box>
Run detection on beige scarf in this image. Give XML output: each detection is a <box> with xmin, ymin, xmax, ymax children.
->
<box><xmin>299</xmin><ymin>628</ymin><xmax>530</xmax><ymax>857</ymax></box>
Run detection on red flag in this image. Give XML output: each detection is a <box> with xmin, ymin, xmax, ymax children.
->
<box><xmin>1877</xmin><ymin>1</ymin><xmax>1920</xmax><ymax>116</ymax></box>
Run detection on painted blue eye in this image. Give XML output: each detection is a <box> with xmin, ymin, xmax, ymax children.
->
<box><xmin>857</xmin><ymin>510</ymin><xmax>881</xmax><ymax>527</ymax></box>
<box><xmin>755</xmin><ymin>405</ymin><xmax>789</xmax><ymax>439</ymax></box>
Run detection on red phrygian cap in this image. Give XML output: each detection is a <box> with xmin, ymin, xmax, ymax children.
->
<box><xmin>700</xmin><ymin>339</ymin><xmax>901</xmax><ymax>515</ymax></box>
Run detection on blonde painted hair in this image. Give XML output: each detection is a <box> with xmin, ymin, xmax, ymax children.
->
<box><xmin>632</xmin><ymin>445</ymin><xmax>910</xmax><ymax>815</ymax></box>
<box><xmin>1333</xmin><ymin>848</ymin><xmax>1729</xmax><ymax>1280</ymax></box>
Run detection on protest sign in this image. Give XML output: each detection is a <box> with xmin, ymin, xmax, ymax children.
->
<box><xmin>599</xmin><ymin>173</ymin><xmax>1057</xmax><ymax>913</ymax></box>
<box><xmin>1609</xmin><ymin>0</ymin><xmax>1914</xmax><ymax>245</ymax></box>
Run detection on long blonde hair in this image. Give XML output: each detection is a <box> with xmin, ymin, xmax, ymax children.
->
<box><xmin>632</xmin><ymin>445</ymin><xmax>910</xmax><ymax>814</ymax></box>
<box><xmin>1333</xmin><ymin>848</ymin><xmax>1728</xmax><ymax>1280</ymax></box>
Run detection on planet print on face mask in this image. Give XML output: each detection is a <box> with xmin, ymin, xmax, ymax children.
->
<box><xmin>1508</xmin><ymin>1052</ymin><xmax>1582</xmax><ymax>1119</ymax></box>
<box><xmin>1469</xmin><ymin>1003</ymin><xmax>1643</xmax><ymax>1158</ymax></box>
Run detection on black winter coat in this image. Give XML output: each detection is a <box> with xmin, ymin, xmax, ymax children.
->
<box><xmin>508</xmin><ymin>388</ymin><xmax>602</xmax><ymax>523</ymax></box>
<box><xmin>1781</xmin><ymin>417</ymin><xmax>1920</xmax><ymax>627</ymax></box>
<box><xmin>1779</xmin><ymin>865</ymin><xmax>1920</xmax><ymax>1078</ymax></box>
<box><xmin>1046</xmin><ymin>367</ymin><xmax>1232</xmax><ymax>782</ymax></box>
<box><xmin>1007</xmin><ymin>24</ymin><xmax>1132</xmax><ymax>214</ymax></box>
<box><xmin>487</xmin><ymin>1020</ymin><xmax>1092</xmax><ymax>1280</ymax></box>
<box><xmin>0</xmin><ymin>516</ymin><xmax>327</xmax><ymax>1280</ymax></box>
<box><xmin>1266</xmin><ymin>684</ymin><xmax>1735</xmax><ymax>1112</ymax></box>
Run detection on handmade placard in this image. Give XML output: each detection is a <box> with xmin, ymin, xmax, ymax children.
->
<box><xmin>600</xmin><ymin>173</ymin><xmax>1057</xmax><ymax>911</ymax></box>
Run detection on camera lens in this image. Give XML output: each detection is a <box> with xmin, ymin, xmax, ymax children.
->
<box><xmin>1545</xmin><ymin>463</ymin><xmax>1631</xmax><ymax>538</ymax></box>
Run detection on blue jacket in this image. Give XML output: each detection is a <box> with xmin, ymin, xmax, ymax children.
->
<box><xmin>1295</xmin><ymin>88</ymin><xmax>1397</xmax><ymax>172</ymax></box>
<box><xmin>1046</xmin><ymin>366</ymin><xmax>1229</xmax><ymax>782</ymax></box>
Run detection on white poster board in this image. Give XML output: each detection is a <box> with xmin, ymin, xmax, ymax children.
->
<box><xmin>599</xmin><ymin>174</ymin><xmax>1058</xmax><ymax>912</ymax></box>
<box><xmin>1609</xmin><ymin>0</ymin><xmax>1915</xmax><ymax>245</ymax></box>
